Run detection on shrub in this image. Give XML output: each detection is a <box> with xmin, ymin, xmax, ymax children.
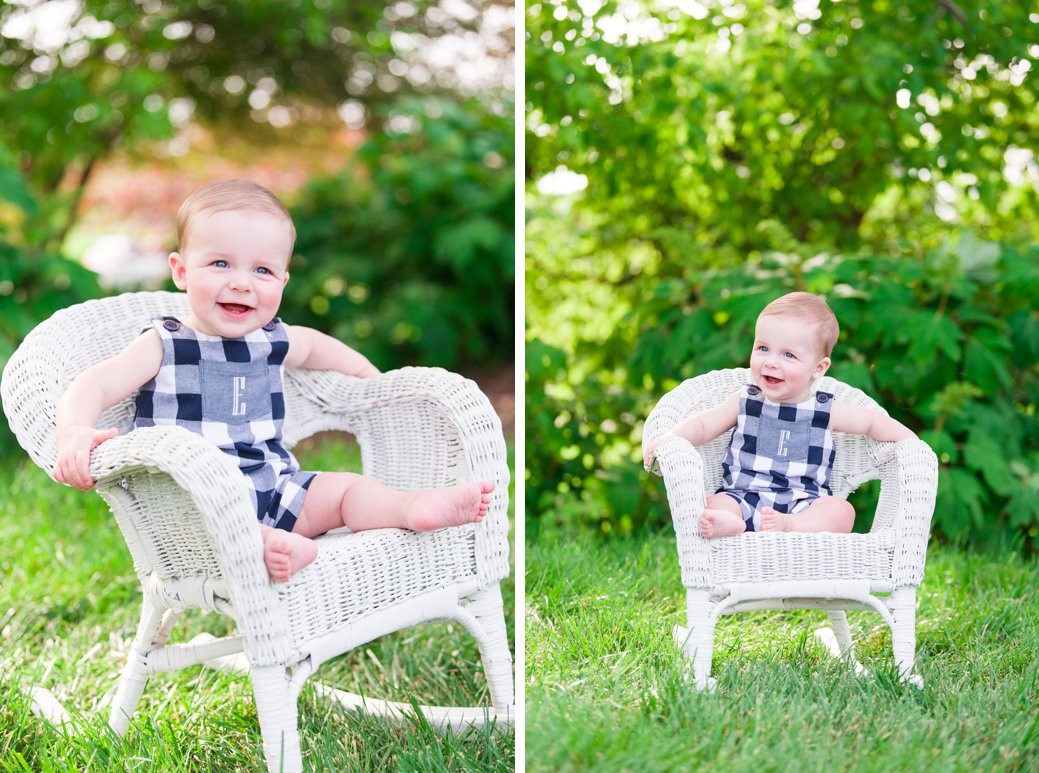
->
<box><xmin>287</xmin><ymin>97</ymin><xmax>514</xmax><ymax>371</ymax></box>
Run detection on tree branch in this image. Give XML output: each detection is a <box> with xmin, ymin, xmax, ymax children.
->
<box><xmin>935</xmin><ymin>0</ymin><xmax>968</xmax><ymax>27</ymax></box>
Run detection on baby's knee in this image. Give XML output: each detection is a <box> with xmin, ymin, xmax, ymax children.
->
<box><xmin>829</xmin><ymin>497</ymin><xmax>856</xmax><ymax>531</ymax></box>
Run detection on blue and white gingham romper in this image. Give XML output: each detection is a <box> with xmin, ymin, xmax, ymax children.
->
<box><xmin>134</xmin><ymin>317</ymin><xmax>316</xmax><ymax>532</ymax></box>
<box><xmin>719</xmin><ymin>383</ymin><xmax>837</xmax><ymax>531</ymax></box>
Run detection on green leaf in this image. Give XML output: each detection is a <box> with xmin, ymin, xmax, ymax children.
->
<box><xmin>955</xmin><ymin>231</ymin><xmax>1001</xmax><ymax>282</ymax></box>
<box><xmin>1008</xmin><ymin>310</ymin><xmax>1039</xmax><ymax>363</ymax></box>
<box><xmin>919</xmin><ymin>429</ymin><xmax>959</xmax><ymax>464</ymax></box>
<box><xmin>908</xmin><ymin>312</ymin><xmax>961</xmax><ymax>365</ymax></box>
<box><xmin>941</xmin><ymin>468</ymin><xmax>988</xmax><ymax>533</ymax></box>
<box><xmin>0</xmin><ymin>143</ymin><xmax>36</xmax><ymax>215</ymax></box>
<box><xmin>526</xmin><ymin>338</ymin><xmax>568</xmax><ymax>382</ymax></box>
<box><xmin>929</xmin><ymin>381</ymin><xmax>983</xmax><ymax>418</ymax></box>
<box><xmin>964</xmin><ymin>433</ymin><xmax>1015</xmax><ymax>495</ymax></box>
<box><xmin>435</xmin><ymin>217</ymin><xmax>506</xmax><ymax>270</ymax></box>
<box><xmin>1007</xmin><ymin>482</ymin><xmax>1039</xmax><ymax>529</ymax></box>
<box><xmin>963</xmin><ymin>337</ymin><xmax>1011</xmax><ymax>395</ymax></box>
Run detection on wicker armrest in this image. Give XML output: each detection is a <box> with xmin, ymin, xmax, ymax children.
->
<box><xmin>89</xmin><ymin>425</ymin><xmax>295</xmax><ymax>662</ymax></box>
<box><xmin>286</xmin><ymin>366</ymin><xmax>511</xmax><ymax>588</ymax></box>
<box><xmin>90</xmin><ymin>424</ymin><xmax>244</xmax><ymax>487</ymax></box>
<box><xmin>654</xmin><ymin>436</ymin><xmax>712</xmax><ymax>583</ymax></box>
<box><xmin>872</xmin><ymin>437</ymin><xmax>939</xmax><ymax>586</ymax></box>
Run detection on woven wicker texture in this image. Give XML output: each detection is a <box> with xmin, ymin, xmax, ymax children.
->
<box><xmin>2</xmin><ymin>291</ymin><xmax>513</xmax><ymax>772</ymax></box>
<box><xmin>644</xmin><ymin>368</ymin><xmax>938</xmax><ymax>688</ymax></box>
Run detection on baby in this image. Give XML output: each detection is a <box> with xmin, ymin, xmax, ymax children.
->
<box><xmin>54</xmin><ymin>179</ymin><xmax>493</xmax><ymax>582</ymax></box>
<box><xmin>644</xmin><ymin>292</ymin><xmax>915</xmax><ymax>537</ymax></box>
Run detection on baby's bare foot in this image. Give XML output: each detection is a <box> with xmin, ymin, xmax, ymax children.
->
<box><xmin>263</xmin><ymin>529</ymin><xmax>319</xmax><ymax>583</ymax></box>
<box><xmin>760</xmin><ymin>507</ymin><xmax>792</xmax><ymax>533</ymax></box>
<box><xmin>405</xmin><ymin>481</ymin><xmax>494</xmax><ymax>531</ymax></box>
<box><xmin>699</xmin><ymin>508</ymin><xmax>747</xmax><ymax>538</ymax></box>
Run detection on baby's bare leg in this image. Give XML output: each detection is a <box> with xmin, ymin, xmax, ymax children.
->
<box><xmin>295</xmin><ymin>472</ymin><xmax>494</xmax><ymax>538</ymax></box>
<box><xmin>761</xmin><ymin>497</ymin><xmax>855</xmax><ymax>533</ymax></box>
<box><xmin>260</xmin><ymin>524</ymin><xmax>319</xmax><ymax>583</ymax></box>
<box><xmin>700</xmin><ymin>493</ymin><xmax>747</xmax><ymax>538</ymax></box>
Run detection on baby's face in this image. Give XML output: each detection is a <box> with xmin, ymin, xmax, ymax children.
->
<box><xmin>170</xmin><ymin>209</ymin><xmax>293</xmax><ymax>338</ymax></box>
<box><xmin>749</xmin><ymin>314</ymin><xmax>830</xmax><ymax>403</ymax></box>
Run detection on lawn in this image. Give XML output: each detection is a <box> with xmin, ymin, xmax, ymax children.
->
<box><xmin>525</xmin><ymin>532</ymin><xmax>1039</xmax><ymax>772</ymax></box>
<box><xmin>0</xmin><ymin>436</ymin><xmax>515</xmax><ymax>771</ymax></box>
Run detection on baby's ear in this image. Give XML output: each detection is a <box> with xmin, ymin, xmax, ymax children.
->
<box><xmin>814</xmin><ymin>356</ymin><xmax>832</xmax><ymax>378</ymax></box>
<box><xmin>168</xmin><ymin>252</ymin><xmax>188</xmax><ymax>290</ymax></box>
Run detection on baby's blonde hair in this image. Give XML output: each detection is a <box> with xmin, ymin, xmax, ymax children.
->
<box><xmin>176</xmin><ymin>179</ymin><xmax>296</xmax><ymax>253</ymax></box>
<box><xmin>758</xmin><ymin>292</ymin><xmax>840</xmax><ymax>356</ymax></box>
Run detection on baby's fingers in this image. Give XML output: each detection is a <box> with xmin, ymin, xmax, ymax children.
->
<box><xmin>93</xmin><ymin>427</ymin><xmax>119</xmax><ymax>445</ymax></box>
<box><xmin>54</xmin><ymin>452</ymin><xmax>96</xmax><ymax>490</ymax></box>
<box><xmin>71</xmin><ymin>453</ymin><xmax>96</xmax><ymax>490</ymax></box>
<box><xmin>52</xmin><ymin>428</ymin><xmax>117</xmax><ymax>490</ymax></box>
<box><xmin>643</xmin><ymin>438</ymin><xmax>659</xmax><ymax>467</ymax></box>
<box><xmin>53</xmin><ymin>460</ymin><xmax>90</xmax><ymax>490</ymax></box>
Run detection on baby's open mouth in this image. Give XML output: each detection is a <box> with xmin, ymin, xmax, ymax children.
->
<box><xmin>763</xmin><ymin>375</ymin><xmax>783</xmax><ymax>386</ymax></box>
<box><xmin>220</xmin><ymin>303</ymin><xmax>252</xmax><ymax>316</ymax></box>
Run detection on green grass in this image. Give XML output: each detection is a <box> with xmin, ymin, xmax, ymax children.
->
<box><xmin>525</xmin><ymin>533</ymin><xmax>1039</xmax><ymax>772</ymax></box>
<box><xmin>0</xmin><ymin>436</ymin><xmax>514</xmax><ymax>771</ymax></box>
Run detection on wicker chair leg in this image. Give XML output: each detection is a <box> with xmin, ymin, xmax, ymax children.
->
<box><xmin>684</xmin><ymin>589</ymin><xmax>717</xmax><ymax>692</ymax></box>
<box><xmin>889</xmin><ymin>587</ymin><xmax>923</xmax><ymax>688</ymax></box>
<box><xmin>252</xmin><ymin>665</ymin><xmax>303</xmax><ymax>773</ymax></box>
<box><xmin>826</xmin><ymin>611</ymin><xmax>855</xmax><ymax>657</ymax></box>
<box><xmin>108</xmin><ymin>652</ymin><xmax>152</xmax><ymax>736</ymax></box>
<box><xmin>463</xmin><ymin>584</ymin><xmax>514</xmax><ymax>711</ymax></box>
<box><xmin>815</xmin><ymin>610</ymin><xmax>869</xmax><ymax>676</ymax></box>
<box><xmin>108</xmin><ymin>601</ymin><xmax>171</xmax><ymax>735</ymax></box>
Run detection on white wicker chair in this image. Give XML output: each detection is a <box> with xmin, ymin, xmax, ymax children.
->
<box><xmin>1</xmin><ymin>291</ymin><xmax>513</xmax><ymax>772</ymax></box>
<box><xmin>643</xmin><ymin>368</ymin><xmax>938</xmax><ymax>690</ymax></box>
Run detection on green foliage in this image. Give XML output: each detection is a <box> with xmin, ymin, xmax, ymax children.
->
<box><xmin>0</xmin><ymin>240</ymin><xmax>102</xmax><ymax>458</ymax></box>
<box><xmin>527</xmin><ymin>237</ymin><xmax>1039</xmax><ymax>550</ymax></box>
<box><xmin>526</xmin><ymin>0</ymin><xmax>1039</xmax><ymax>252</ymax></box>
<box><xmin>526</xmin><ymin>339</ymin><xmax>653</xmax><ymax>540</ymax></box>
<box><xmin>287</xmin><ymin>97</ymin><xmax>515</xmax><ymax>369</ymax></box>
<box><xmin>526</xmin><ymin>0</ymin><xmax>1039</xmax><ymax>552</ymax></box>
<box><xmin>0</xmin><ymin>0</ymin><xmax>512</xmax><ymax>248</ymax></box>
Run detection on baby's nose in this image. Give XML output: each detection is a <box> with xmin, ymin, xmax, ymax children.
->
<box><xmin>228</xmin><ymin>273</ymin><xmax>252</xmax><ymax>291</ymax></box>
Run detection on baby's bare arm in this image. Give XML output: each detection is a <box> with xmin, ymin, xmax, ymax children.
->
<box><xmin>829</xmin><ymin>401</ymin><xmax>916</xmax><ymax>442</ymax></box>
<box><xmin>644</xmin><ymin>391</ymin><xmax>739</xmax><ymax>466</ymax></box>
<box><xmin>55</xmin><ymin>331</ymin><xmax>163</xmax><ymax>489</ymax></box>
<box><xmin>676</xmin><ymin>391</ymin><xmax>741</xmax><ymax>444</ymax></box>
<box><xmin>284</xmin><ymin>325</ymin><xmax>379</xmax><ymax>377</ymax></box>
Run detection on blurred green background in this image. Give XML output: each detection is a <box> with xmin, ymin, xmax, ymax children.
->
<box><xmin>0</xmin><ymin>0</ymin><xmax>515</xmax><ymax>454</ymax></box>
<box><xmin>525</xmin><ymin>0</ymin><xmax>1039</xmax><ymax>552</ymax></box>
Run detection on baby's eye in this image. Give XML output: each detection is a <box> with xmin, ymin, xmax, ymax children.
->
<box><xmin>255</xmin><ymin>266</ymin><xmax>272</xmax><ymax>276</ymax></box>
<box><xmin>757</xmin><ymin>345</ymin><xmax>769</xmax><ymax>353</ymax></box>
<box><xmin>213</xmin><ymin>259</ymin><xmax>229</xmax><ymax>268</ymax></box>
<box><xmin>783</xmin><ymin>351</ymin><xmax>797</xmax><ymax>359</ymax></box>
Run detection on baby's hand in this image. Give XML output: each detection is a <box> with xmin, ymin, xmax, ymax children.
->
<box><xmin>643</xmin><ymin>434</ymin><xmax>664</xmax><ymax>468</ymax></box>
<box><xmin>54</xmin><ymin>426</ymin><xmax>119</xmax><ymax>490</ymax></box>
